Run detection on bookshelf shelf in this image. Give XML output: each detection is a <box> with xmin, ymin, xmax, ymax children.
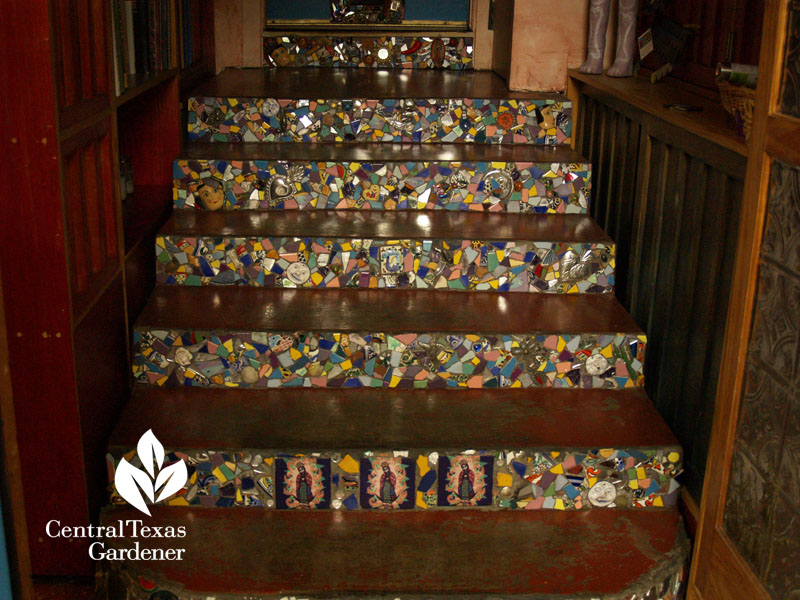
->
<box><xmin>114</xmin><ymin>67</ymin><xmax>178</xmax><ymax>107</ymax></box>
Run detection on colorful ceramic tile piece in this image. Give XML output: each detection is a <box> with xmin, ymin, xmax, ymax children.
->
<box><xmin>132</xmin><ymin>329</ymin><xmax>647</xmax><ymax>389</ymax></box>
<box><xmin>264</xmin><ymin>35</ymin><xmax>474</xmax><ymax>70</ymax></box>
<box><xmin>155</xmin><ymin>235</ymin><xmax>615</xmax><ymax>293</ymax></box>
<box><xmin>108</xmin><ymin>448</ymin><xmax>681</xmax><ymax>511</ymax></box>
<box><xmin>187</xmin><ymin>97</ymin><xmax>572</xmax><ymax>145</ymax></box>
<box><xmin>172</xmin><ymin>158</ymin><xmax>591</xmax><ymax>213</ymax></box>
<box><xmin>359</xmin><ymin>456</ymin><xmax>415</xmax><ymax>509</ymax></box>
<box><xmin>275</xmin><ymin>457</ymin><xmax>331</xmax><ymax>509</ymax></box>
<box><xmin>437</xmin><ymin>455</ymin><xmax>494</xmax><ymax>506</ymax></box>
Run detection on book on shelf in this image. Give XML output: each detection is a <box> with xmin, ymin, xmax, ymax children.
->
<box><xmin>111</xmin><ymin>0</ymin><xmax>178</xmax><ymax>96</ymax></box>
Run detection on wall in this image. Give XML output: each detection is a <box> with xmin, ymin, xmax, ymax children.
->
<box><xmin>493</xmin><ymin>0</ymin><xmax>616</xmax><ymax>92</ymax></box>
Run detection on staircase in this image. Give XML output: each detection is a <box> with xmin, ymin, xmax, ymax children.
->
<box><xmin>100</xmin><ymin>50</ymin><xmax>689</xmax><ymax>600</ymax></box>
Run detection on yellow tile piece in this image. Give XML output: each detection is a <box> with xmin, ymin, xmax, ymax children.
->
<box><xmin>668</xmin><ymin>451</ymin><xmax>680</xmax><ymax>463</ymax></box>
<box><xmin>557</xmin><ymin>337</ymin><xmax>566</xmax><ymax>352</ymax></box>
<box><xmin>223</xmin><ymin>339</ymin><xmax>234</xmax><ymax>353</ymax></box>
<box><xmin>654</xmin><ymin>496</ymin><xmax>664</xmax><ymax>507</ymax></box>
<box><xmin>588</xmin><ymin>477</ymin><xmax>597</xmax><ymax>487</ymax></box>
<box><xmin>236</xmin><ymin>489</ymin><xmax>243</xmax><ymax>503</ymax></box>
<box><xmin>497</xmin><ymin>473</ymin><xmax>513</xmax><ymax>487</ymax></box>
<box><xmin>263</xmin><ymin>457</ymin><xmax>274</xmax><ymax>465</ymax></box>
<box><xmin>212</xmin><ymin>466</ymin><xmax>228</xmax><ymax>483</ymax></box>
<box><xmin>554</xmin><ymin>499</ymin><xmax>566</xmax><ymax>510</ymax></box>
<box><xmin>636</xmin><ymin>467</ymin><xmax>646</xmax><ymax>479</ymax></box>
<box><xmin>168</xmin><ymin>497</ymin><xmax>190</xmax><ymax>506</ymax></box>
<box><xmin>516</xmin><ymin>500</ymin><xmax>529</xmax><ymax>508</ymax></box>
<box><xmin>550</xmin><ymin>464</ymin><xmax>564</xmax><ymax>474</ymax></box>
<box><xmin>599</xmin><ymin>448</ymin><xmax>615</xmax><ymax>458</ymax></box>
<box><xmin>601</xmin><ymin>345</ymin><xmax>614</xmax><ymax>358</ymax></box>
<box><xmin>629</xmin><ymin>480</ymin><xmax>639</xmax><ymax>490</ymax></box>
<box><xmin>551</xmin><ymin>451</ymin><xmax>561</xmax><ymax>459</ymax></box>
<box><xmin>417</xmin><ymin>454</ymin><xmax>430</xmax><ymax>477</ymax></box>
<box><xmin>338</xmin><ymin>454</ymin><xmax>359</xmax><ymax>474</ymax></box>
<box><xmin>416</xmin><ymin>491</ymin><xmax>428</xmax><ymax>509</ymax></box>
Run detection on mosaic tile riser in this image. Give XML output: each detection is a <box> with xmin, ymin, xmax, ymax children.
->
<box><xmin>187</xmin><ymin>97</ymin><xmax>572</xmax><ymax>144</ymax></box>
<box><xmin>156</xmin><ymin>235</ymin><xmax>615</xmax><ymax>293</ymax></box>
<box><xmin>263</xmin><ymin>36</ymin><xmax>474</xmax><ymax>70</ymax></box>
<box><xmin>173</xmin><ymin>159</ymin><xmax>590</xmax><ymax>213</ymax></box>
<box><xmin>132</xmin><ymin>330</ymin><xmax>646</xmax><ymax>389</ymax></box>
<box><xmin>111</xmin><ymin>565</ymin><xmax>686</xmax><ymax>600</ymax></box>
<box><xmin>109</xmin><ymin>448</ymin><xmax>681</xmax><ymax>511</ymax></box>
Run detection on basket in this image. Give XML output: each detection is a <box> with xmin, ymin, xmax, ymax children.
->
<box><xmin>718</xmin><ymin>79</ymin><xmax>756</xmax><ymax>140</ymax></box>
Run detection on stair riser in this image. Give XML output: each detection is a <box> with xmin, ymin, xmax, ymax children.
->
<box><xmin>108</xmin><ymin>447</ymin><xmax>681</xmax><ymax>511</ymax></box>
<box><xmin>174</xmin><ymin>159</ymin><xmax>590</xmax><ymax>213</ymax></box>
<box><xmin>264</xmin><ymin>35</ymin><xmax>474</xmax><ymax>70</ymax></box>
<box><xmin>133</xmin><ymin>330</ymin><xmax>645</xmax><ymax>389</ymax></box>
<box><xmin>156</xmin><ymin>235</ymin><xmax>615</xmax><ymax>293</ymax></box>
<box><xmin>188</xmin><ymin>98</ymin><xmax>572</xmax><ymax>144</ymax></box>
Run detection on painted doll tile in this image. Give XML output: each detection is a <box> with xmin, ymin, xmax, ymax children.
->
<box><xmin>276</xmin><ymin>457</ymin><xmax>331</xmax><ymax>509</ymax></box>
<box><xmin>263</xmin><ymin>35</ymin><xmax>474</xmax><ymax>70</ymax></box>
<box><xmin>359</xmin><ymin>456</ymin><xmax>415</xmax><ymax>509</ymax></box>
<box><xmin>437</xmin><ymin>455</ymin><xmax>494</xmax><ymax>507</ymax></box>
<box><xmin>187</xmin><ymin>97</ymin><xmax>572</xmax><ymax>145</ymax></box>
<box><xmin>172</xmin><ymin>158</ymin><xmax>591</xmax><ymax>214</ymax></box>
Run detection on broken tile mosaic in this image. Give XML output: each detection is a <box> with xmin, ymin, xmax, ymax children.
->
<box><xmin>187</xmin><ymin>97</ymin><xmax>572</xmax><ymax>144</ymax></box>
<box><xmin>107</xmin><ymin>447</ymin><xmax>681</xmax><ymax>511</ymax></box>
<box><xmin>132</xmin><ymin>329</ymin><xmax>646</xmax><ymax>389</ymax></box>
<box><xmin>172</xmin><ymin>158</ymin><xmax>591</xmax><ymax>213</ymax></box>
<box><xmin>263</xmin><ymin>35</ymin><xmax>473</xmax><ymax>70</ymax></box>
<box><xmin>156</xmin><ymin>235</ymin><xmax>615</xmax><ymax>293</ymax></box>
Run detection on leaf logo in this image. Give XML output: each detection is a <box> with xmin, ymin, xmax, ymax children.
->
<box><xmin>114</xmin><ymin>430</ymin><xmax>188</xmax><ymax>516</ymax></box>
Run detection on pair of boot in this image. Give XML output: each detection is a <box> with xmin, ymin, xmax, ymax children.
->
<box><xmin>580</xmin><ymin>0</ymin><xmax>638</xmax><ymax>77</ymax></box>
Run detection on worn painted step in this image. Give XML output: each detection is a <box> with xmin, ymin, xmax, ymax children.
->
<box><xmin>132</xmin><ymin>287</ymin><xmax>646</xmax><ymax>389</ymax></box>
<box><xmin>100</xmin><ymin>507</ymin><xmax>688</xmax><ymax>599</ymax></box>
<box><xmin>156</xmin><ymin>211</ymin><xmax>615</xmax><ymax>293</ymax></box>
<box><xmin>108</xmin><ymin>387</ymin><xmax>681</xmax><ymax>511</ymax></box>
<box><xmin>187</xmin><ymin>68</ymin><xmax>571</xmax><ymax>144</ymax></box>
<box><xmin>263</xmin><ymin>33</ymin><xmax>475</xmax><ymax>70</ymax></box>
<box><xmin>174</xmin><ymin>143</ymin><xmax>591</xmax><ymax>213</ymax></box>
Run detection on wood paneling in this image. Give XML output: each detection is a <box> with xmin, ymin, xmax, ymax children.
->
<box><xmin>573</xmin><ymin>79</ymin><xmax>747</xmax><ymax>500</ymax></box>
<box><xmin>52</xmin><ymin>0</ymin><xmax>110</xmax><ymax>129</ymax></box>
<box><xmin>61</xmin><ymin>120</ymin><xmax>120</xmax><ymax>320</ymax></box>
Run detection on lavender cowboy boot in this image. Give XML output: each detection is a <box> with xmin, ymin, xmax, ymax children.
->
<box><xmin>579</xmin><ymin>0</ymin><xmax>612</xmax><ymax>74</ymax></box>
<box><xmin>607</xmin><ymin>0</ymin><xmax>639</xmax><ymax>77</ymax></box>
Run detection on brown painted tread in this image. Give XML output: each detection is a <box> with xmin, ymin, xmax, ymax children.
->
<box><xmin>136</xmin><ymin>287</ymin><xmax>642</xmax><ymax>334</ymax></box>
<box><xmin>100</xmin><ymin>507</ymin><xmax>688</xmax><ymax>599</ymax></box>
<box><xmin>188</xmin><ymin>67</ymin><xmax>567</xmax><ymax>101</ymax></box>
<box><xmin>161</xmin><ymin>211</ymin><xmax>612</xmax><ymax>243</ymax></box>
<box><xmin>180</xmin><ymin>141</ymin><xmax>588</xmax><ymax>163</ymax></box>
<box><xmin>111</xmin><ymin>387</ymin><xmax>678</xmax><ymax>454</ymax></box>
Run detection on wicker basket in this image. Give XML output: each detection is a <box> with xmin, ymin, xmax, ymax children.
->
<box><xmin>718</xmin><ymin>79</ymin><xmax>756</xmax><ymax>140</ymax></box>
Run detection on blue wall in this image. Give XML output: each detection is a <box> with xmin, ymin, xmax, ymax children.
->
<box><xmin>0</xmin><ymin>496</ymin><xmax>13</xmax><ymax>600</ymax></box>
<box><xmin>267</xmin><ymin>0</ymin><xmax>469</xmax><ymax>21</ymax></box>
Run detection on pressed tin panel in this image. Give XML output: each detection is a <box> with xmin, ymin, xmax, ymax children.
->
<box><xmin>575</xmin><ymin>88</ymin><xmax>744</xmax><ymax>500</ymax></box>
<box><xmin>780</xmin><ymin>1</ymin><xmax>800</xmax><ymax>118</ymax></box>
<box><xmin>723</xmin><ymin>160</ymin><xmax>800</xmax><ymax>598</ymax></box>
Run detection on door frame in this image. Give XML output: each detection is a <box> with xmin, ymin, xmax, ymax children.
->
<box><xmin>688</xmin><ymin>1</ymin><xmax>800</xmax><ymax>598</ymax></box>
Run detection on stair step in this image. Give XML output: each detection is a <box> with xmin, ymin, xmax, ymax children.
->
<box><xmin>156</xmin><ymin>211</ymin><xmax>615</xmax><ymax>292</ymax></box>
<box><xmin>187</xmin><ymin>68</ymin><xmax>571</xmax><ymax>144</ymax></box>
<box><xmin>263</xmin><ymin>33</ymin><xmax>475</xmax><ymax>70</ymax></box>
<box><xmin>100</xmin><ymin>507</ymin><xmax>688</xmax><ymax>599</ymax></box>
<box><xmin>107</xmin><ymin>387</ymin><xmax>681</xmax><ymax>510</ymax></box>
<box><xmin>174</xmin><ymin>143</ymin><xmax>590</xmax><ymax>213</ymax></box>
<box><xmin>133</xmin><ymin>288</ymin><xmax>645</xmax><ymax>389</ymax></box>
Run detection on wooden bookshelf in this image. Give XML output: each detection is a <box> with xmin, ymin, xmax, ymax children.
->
<box><xmin>0</xmin><ymin>0</ymin><xmax>214</xmax><ymax>579</ymax></box>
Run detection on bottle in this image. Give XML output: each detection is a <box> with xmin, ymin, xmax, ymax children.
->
<box><xmin>716</xmin><ymin>62</ymin><xmax>758</xmax><ymax>87</ymax></box>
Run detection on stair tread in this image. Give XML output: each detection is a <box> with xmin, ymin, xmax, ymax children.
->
<box><xmin>189</xmin><ymin>67</ymin><xmax>565</xmax><ymax>100</ymax></box>
<box><xmin>180</xmin><ymin>141</ymin><xmax>588</xmax><ymax>163</ymax></box>
<box><xmin>163</xmin><ymin>211</ymin><xmax>612</xmax><ymax>242</ymax></box>
<box><xmin>136</xmin><ymin>287</ymin><xmax>642</xmax><ymax>333</ymax></box>
<box><xmin>113</xmin><ymin>387</ymin><xmax>678</xmax><ymax>452</ymax></box>
<box><xmin>100</xmin><ymin>507</ymin><xmax>686</xmax><ymax>597</ymax></box>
